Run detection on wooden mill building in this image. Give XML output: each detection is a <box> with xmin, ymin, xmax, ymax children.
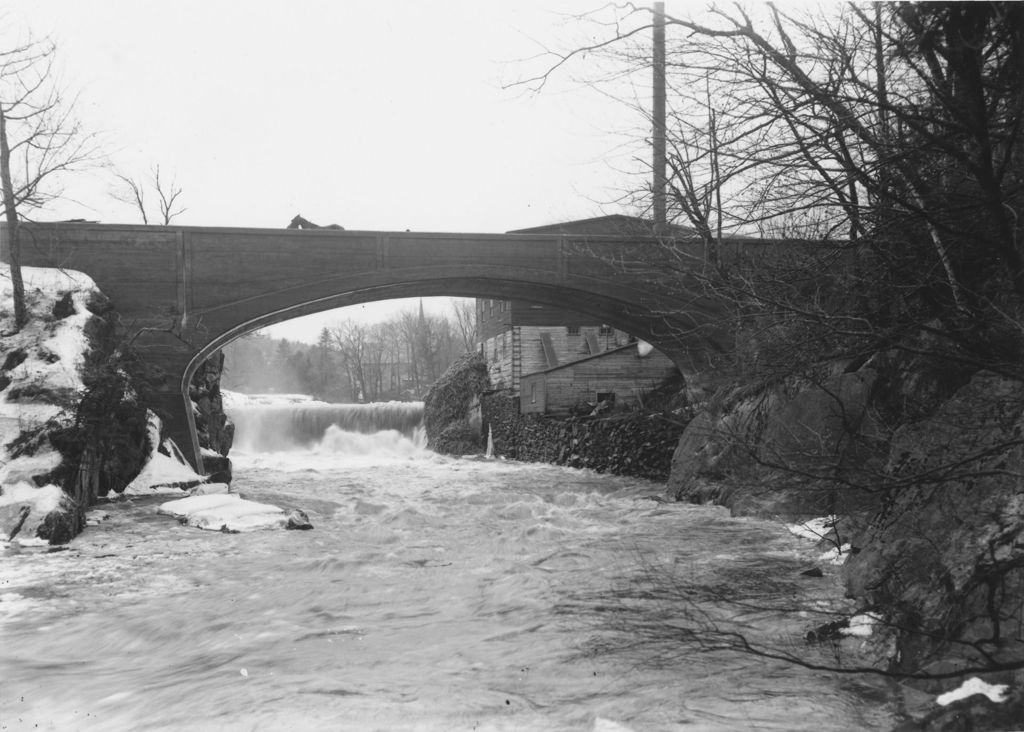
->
<box><xmin>477</xmin><ymin>215</ymin><xmax>684</xmax><ymax>415</ymax></box>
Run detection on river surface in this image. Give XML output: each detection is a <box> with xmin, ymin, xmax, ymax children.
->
<box><xmin>1</xmin><ymin>404</ymin><xmax>898</xmax><ymax>731</ymax></box>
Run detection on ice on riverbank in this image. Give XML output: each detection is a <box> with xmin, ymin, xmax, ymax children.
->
<box><xmin>158</xmin><ymin>493</ymin><xmax>292</xmax><ymax>532</ymax></box>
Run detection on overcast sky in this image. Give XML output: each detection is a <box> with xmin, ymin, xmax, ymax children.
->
<box><xmin>6</xmin><ymin>1</ymin><xmax>666</xmax><ymax>341</ymax></box>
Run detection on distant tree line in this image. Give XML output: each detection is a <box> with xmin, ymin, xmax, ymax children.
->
<box><xmin>221</xmin><ymin>300</ymin><xmax>478</xmax><ymax>402</ymax></box>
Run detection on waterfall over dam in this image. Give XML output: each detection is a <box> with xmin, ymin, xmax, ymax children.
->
<box><xmin>224</xmin><ymin>394</ymin><xmax>424</xmax><ymax>453</ymax></box>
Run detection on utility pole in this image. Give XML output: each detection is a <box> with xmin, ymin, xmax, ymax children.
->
<box><xmin>652</xmin><ymin>1</ymin><xmax>667</xmax><ymax>236</ymax></box>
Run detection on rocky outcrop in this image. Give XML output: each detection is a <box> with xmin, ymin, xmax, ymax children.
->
<box><xmin>423</xmin><ymin>352</ymin><xmax>490</xmax><ymax>455</ymax></box>
<box><xmin>844</xmin><ymin>371</ymin><xmax>1024</xmax><ymax>680</ymax></box>
<box><xmin>665</xmin><ymin>351</ymin><xmax>1024</xmax><ymax>717</ymax></box>
<box><xmin>668</xmin><ymin>367</ymin><xmax>882</xmax><ymax>517</ymax></box>
<box><xmin>1</xmin><ymin>285</ymin><xmax>151</xmax><ymax>544</ymax></box>
<box><xmin>189</xmin><ymin>351</ymin><xmax>234</xmax><ymax>482</ymax></box>
<box><xmin>1</xmin><ymin>285</ymin><xmax>236</xmax><ymax>544</ymax></box>
<box><xmin>482</xmin><ymin>391</ymin><xmax>686</xmax><ymax>481</ymax></box>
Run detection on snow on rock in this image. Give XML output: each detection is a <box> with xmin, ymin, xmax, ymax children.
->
<box><xmin>839</xmin><ymin>612</ymin><xmax>881</xmax><ymax>638</ymax></box>
<box><xmin>786</xmin><ymin>516</ymin><xmax>851</xmax><ymax>565</ymax></box>
<box><xmin>0</xmin><ymin>450</ymin><xmax>63</xmax><ymax>486</ymax></box>
<box><xmin>0</xmin><ymin>264</ymin><xmax>101</xmax><ymax>543</ymax></box>
<box><xmin>122</xmin><ymin>411</ymin><xmax>203</xmax><ymax>495</ymax></box>
<box><xmin>936</xmin><ymin>677</ymin><xmax>1009</xmax><ymax>706</ymax></box>
<box><xmin>189</xmin><ymin>482</ymin><xmax>231</xmax><ymax>496</ymax></box>
<box><xmin>158</xmin><ymin>493</ymin><xmax>289</xmax><ymax>532</ymax></box>
<box><xmin>0</xmin><ymin>481</ymin><xmax>74</xmax><ymax>545</ymax></box>
<box><xmin>0</xmin><ymin>264</ymin><xmax>99</xmax><ymax>458</ymax></box>
<box><xmin>820</xmin><ymin>543</ymin><xmax>852</xmax><ymax>565</ymax></box>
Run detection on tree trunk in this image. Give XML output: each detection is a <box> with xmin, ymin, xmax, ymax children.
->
<box><xmin>0</xmin><ymin>106</ymin><xmax>26</xmax><ymax>331</ymax></box>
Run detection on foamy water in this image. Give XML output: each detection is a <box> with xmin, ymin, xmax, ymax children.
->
<box><xmin>0</xmin><ymin>401</ymin><xmax>898</xmax><ymax>730</ymax></box>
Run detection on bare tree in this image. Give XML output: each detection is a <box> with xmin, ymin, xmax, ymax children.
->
<box><xmin>449</xmin><ymin>298</ymin><xmax>479</xmax><ymax>353</ymax></box>
<box><xmin>114</xmin><ymin>164</ymin><xmax>186</xmax><ymax>225</ymax></box>
<box><xmin>517</xmin><ymin>1</ymin><xmax>1024</xmax><ymax>685</ymax></box>
<box><xmin>328</xmin><ymin>321</ymin><xmax>369</xmax><ymax>402</ymax></box>
<box><xmin>0</xmin><ymin>34</ymin><xmax>97</xmax><ymax>331</ymax></box>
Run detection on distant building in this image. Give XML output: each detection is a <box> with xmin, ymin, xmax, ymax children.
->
<box><xmin>520</xmin><ymin>341</ymin><xmax>678</xmax><ymax>415</ymax></box>
<box><xmin>477</xmin><ymin>215</ymin><xmax>687</xmax><ymax>414</ymax></box>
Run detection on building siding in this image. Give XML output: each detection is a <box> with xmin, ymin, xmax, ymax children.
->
<box><xmin>520</xmin><ymin>345</ymin><xmax>677</xmax><ymax>415</ymax></box>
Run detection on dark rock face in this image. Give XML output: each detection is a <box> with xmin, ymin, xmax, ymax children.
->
<box><xmin>667</xmin><ymin>368</ymin><xmax>881</xmax><ymax>517</ymax></box>
<box><xmin>51</xmin><ymin>291</ymin><xmax>75</xmax><ymax>319</ymax></box>
<box><xmin>423</xmin><ymin>352</ymin><xmax>490</xmax><ymax>455</ymax></box>
<box><xmin>844</xmin><ymin>372</ymin><xmax>1024</xmax><ymax>676</ymax></box>
<box><xmin>190</xmin><ymin>350</ymin><xmax>235</xmax><ymax>458</ymax></box>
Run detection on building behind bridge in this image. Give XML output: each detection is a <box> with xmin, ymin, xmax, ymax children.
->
<box><xmin>476</xmin><ymin>215</ymin><xmax>686</xmax><ymax>415</ymax></box>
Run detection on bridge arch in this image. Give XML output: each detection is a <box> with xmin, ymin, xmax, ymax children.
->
<box><xmin>7</xmin><ymin>223</ymin><xmax>732</xmax><ymax>469</ymax></box>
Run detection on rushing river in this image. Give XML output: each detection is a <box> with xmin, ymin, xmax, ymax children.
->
<box><xmin>1</xmin><ymin>400</ymin><xmax>898</xmax><ymax>731</ymax></box>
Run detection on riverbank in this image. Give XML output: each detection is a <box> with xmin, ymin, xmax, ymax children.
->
<box><xmin>427</xmin><ymin>349</ymin><xmax>1024</xmax><ymax>729</ymax></box>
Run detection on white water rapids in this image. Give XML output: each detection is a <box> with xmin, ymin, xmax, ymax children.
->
<box><xmin>0</xmin><ymin>400</ymin><xmax>898</xmax><ymax>731</ymax></box>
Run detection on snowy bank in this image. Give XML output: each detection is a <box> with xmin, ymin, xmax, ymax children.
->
<box><xmin>0</xmin><ymin>264</ymin><xmax>100</xmax><ymax>544</ymax></box>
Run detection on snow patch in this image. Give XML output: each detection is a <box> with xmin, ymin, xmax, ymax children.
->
<box><xmin>839</xmin><ymin>612</ymin><xmax>881</xmax><ymax>638</ymax></box>
<box><xmin>936</xmin><ymin>677</ymin><xmax>1009</xmax><ymax>706</ymax></box>
<box><xmin>819</xmin><ymin>543</ymin><xmax>852</xmax><ymax>565</ymax></box>
<box><xmin>0</xmin><ymin>450</ymin><xmax>62</xmax><ymax>486</ymax></box>
<box><xmin>0</xmin><ymin>482</ymin><xmax>64</xmax><ymax>514</ymax></box>
<box><xmin>787</xmin><ymin>515</ymin><xmax>836</xmax><ymax>541</ymax></box>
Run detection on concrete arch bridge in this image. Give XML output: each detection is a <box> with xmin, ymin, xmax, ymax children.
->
<box><xmin>5</xmin><ymin>222</ymin><xmax>737</xmax><ymax>470</ymax></box>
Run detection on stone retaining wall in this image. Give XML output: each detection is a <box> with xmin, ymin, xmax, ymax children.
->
<box><xmin>481</xmin><ymin>391</ymin><xmax>686</xmax><ymax>481</ymax></box>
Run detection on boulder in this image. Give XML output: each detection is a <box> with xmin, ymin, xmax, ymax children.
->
<box><xmin>285</xmin><ymin>508</ymin><xmax>313</xmax><ymax>530</ymax></box>
<box><xmin>0</xmin><ymin>483</ymin><xmax>82</xmax><ymax>545</ymax></box>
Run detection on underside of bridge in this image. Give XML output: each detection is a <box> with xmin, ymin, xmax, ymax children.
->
<box><xmin>4</xmin><ymin>222</ymin><xmax>733</xmax><ymax>470</ymax></box>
